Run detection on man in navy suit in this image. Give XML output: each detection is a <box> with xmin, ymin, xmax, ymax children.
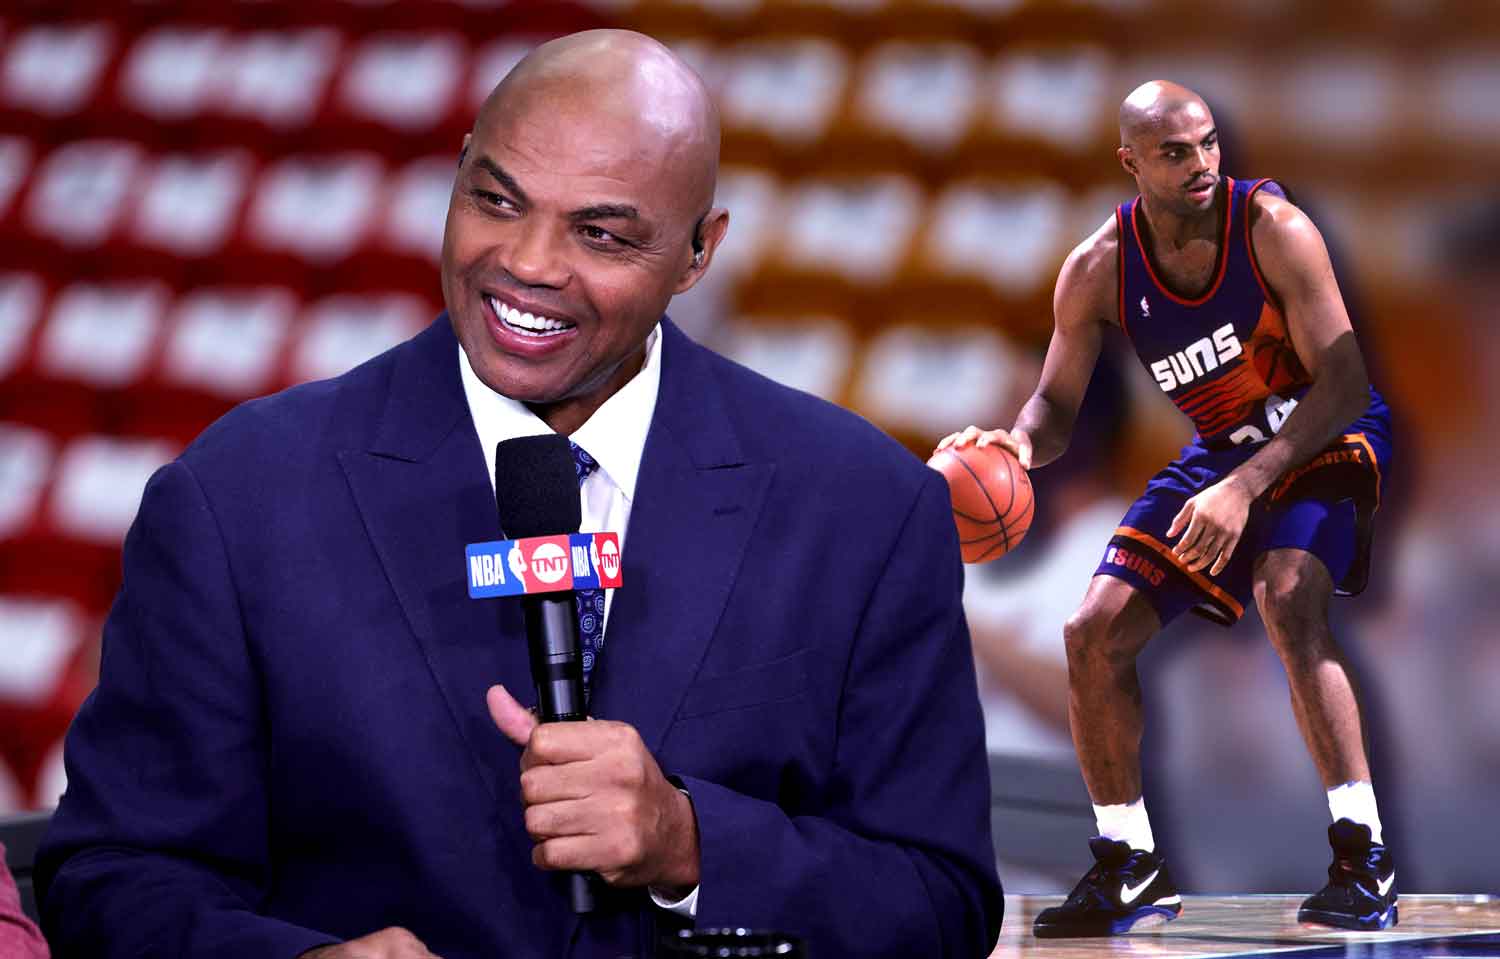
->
<box><xmin>37</xmin><ymin>31</ymin><xmax>1002</xmax><ymax>958</ymax></box>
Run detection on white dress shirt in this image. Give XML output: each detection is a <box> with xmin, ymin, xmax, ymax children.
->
<box><xmin>458</xmin><ymin>325</ymin><xmax>700</xmax><ymax>918</ymax></box>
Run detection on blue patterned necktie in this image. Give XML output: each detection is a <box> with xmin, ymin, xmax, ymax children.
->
<box><xmin>569</xmin><ymin>441</ymin><xmax>606</xmax><ymax>698</ymax></box>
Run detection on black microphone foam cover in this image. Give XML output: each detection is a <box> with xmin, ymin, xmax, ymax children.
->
<box><xmin>493</xmin><ymin>434</ymin><xmax>582</xmax><ymax>538</ymax></box>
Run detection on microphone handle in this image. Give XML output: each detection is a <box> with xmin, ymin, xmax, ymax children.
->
<box><xmin>571</xmin><ymin>872</ymin><xmax>595</xmax><ymax>913</ymax></box>
<box><xmin>522</xmin><ymin>593</ymin><xmax>594</xmax><ymax>913</ymax></box>
<box><xmin>525</xmin><ymin>594</ymin><xmax>588</xmax><ymax>722</ymax></box>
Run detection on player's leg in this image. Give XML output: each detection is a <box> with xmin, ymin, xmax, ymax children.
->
<box><xmin>1063</xmin><ymin>574</ymin><xmax>1160</xmax><ymax>808</ymax></box>
<box><xmin>1253</xmin><ymin>544</ymin><xmax>1396</xmax><ymax>930</ymax></box>
<box><xmin>1034</xmin><ymin>575</ymin><xmax>1183</xmax><ymax>938</ymax></box>
<box><xmin>1254</xmin><ymin>547</ymin><xmax>1371</xmax><ymax>787</ymax></box>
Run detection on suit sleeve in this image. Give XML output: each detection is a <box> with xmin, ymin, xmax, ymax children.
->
<box><xmin>35</xmin><ymin>460</ymin><xmax>340</xmax><ymax>959</ymax></box>
<box><xmin>676</xmin><ymin>471</ymin><xmax>1004</xmax><ymax>957</ymax></box>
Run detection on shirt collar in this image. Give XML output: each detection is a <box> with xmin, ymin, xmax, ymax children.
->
<box><xmin>459</xmin><ymin>324</ymin><xmax>663</xmax><ymax>503</ymax></box>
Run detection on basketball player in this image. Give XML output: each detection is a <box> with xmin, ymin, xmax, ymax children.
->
<box><xmin>938</xmin><ymin>81</ymin><xmax>1396</xmax><ymax>936</ymax></box>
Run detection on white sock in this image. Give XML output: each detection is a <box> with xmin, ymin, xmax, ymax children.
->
<box><xmin>1327</xmin><ymin>780</ymin><xmax>1384</xmax><ymax>844</ymax></box>
<box><xmin>1093</xmin><ymin>798</ymin><xmax>1156</xmax><ymax>852</ymax></box>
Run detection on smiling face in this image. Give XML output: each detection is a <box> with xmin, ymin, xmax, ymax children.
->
<box><xmin>441</xmin><ymin>32</ymin><xmax>726</xmax><ymax>434</ymax></box>
<box><xmin>1117</xmin><ymin>82</ymin><xmax>1222</xmax><ymax>219</ymax></box>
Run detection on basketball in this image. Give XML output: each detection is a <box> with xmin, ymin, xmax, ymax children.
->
<box><xmin>927</xmin><ymin>443</ymin><xmax>1034</xmax><ymax>563</ymax></box>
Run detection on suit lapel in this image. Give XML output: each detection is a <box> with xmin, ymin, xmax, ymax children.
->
<box><xmin>337</xmin><ymin>318</ymin><xmax>534</xmax><ymax>814</ymax></box>
<box><xmin>338</xmin><ymin>317</ymin><xmax>772</xmax><ymax>952</ymax></box>
<box><xmin>590</xmin><ymin>322</ymin><xmax>775</xmax><ymax>753</ymax></box>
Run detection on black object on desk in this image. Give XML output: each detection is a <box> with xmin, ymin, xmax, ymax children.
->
<box><xmin>660</xmin><ymin>927</ymin><xmax>805</xmax><ymax>957</ymax></box>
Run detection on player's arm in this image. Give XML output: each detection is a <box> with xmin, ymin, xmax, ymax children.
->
<box><xmin>1169</xmin><ymin>195</ymin><xmax>1371</xmax><ymax>574</ymax></box>
<box><xmin>936</xmin><ymin>220</ymin><xmax>1115</xmax><ymax>468</ymax></box>
<box><xmin>1229</xmin><ymin>194</ymin><xmax>1371</xmax><ymax>497</ymax></box>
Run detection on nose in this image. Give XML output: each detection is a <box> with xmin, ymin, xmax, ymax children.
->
<box><xmin>502</xmin><ymin>217</ymin><xmax>570</xmax><ymax>289</ymax></box>
<box><xmin>1193</xmin><ymin>143</ymin><xmax>1217</xmax><ymax>176</ymax></box>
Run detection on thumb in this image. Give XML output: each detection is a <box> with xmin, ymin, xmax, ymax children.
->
<box><xmin>1015</xmin><ymin>431</ymin><xmax>1033</xmax><ymax>471</ymax></box>
<box><xmin>487</xmin><ymin>684</ymin><xmax>537</xmax><ymax>748</ymax></box>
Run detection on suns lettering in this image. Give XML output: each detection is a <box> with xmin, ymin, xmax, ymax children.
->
<box><xmin>1150</xmin><ymin>322</ymin><xmax>1243</xmax><ymax>391</ymax></box>
<box><xmin>1107</xmin><ymin>545</ymin><xmax>1166</xmax><ymax>587</ymax></box>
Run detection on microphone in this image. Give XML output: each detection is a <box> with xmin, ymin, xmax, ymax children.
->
<box><xmin>492</xmin><ymin>434</ymin><xmax>595</xmax><ymax>913</ymax></box>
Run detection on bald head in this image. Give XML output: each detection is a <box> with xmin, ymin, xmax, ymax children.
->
<box><xmin>1114</xmin><ymin>79</ymin><xmax>1222</xmax><ymax>215</ymax></box>
<box><xmin>477</xmin><ymin>30</ymin><xmax>720</xmax><ymax>210</ymax></box>
<box><xmin>443</xmin><ymin>29</ymin><xmax>733</xmax><ymax>433</ymax></box>
<box><xmin>1119</xmin><ymin>80</ymin><xmax>1213</xmax><ymax>151</ymax></box>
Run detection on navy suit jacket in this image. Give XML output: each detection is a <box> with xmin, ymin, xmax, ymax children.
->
<box><xmin>38</xmin><ymin>316</ymin><xmax>1003</xmax><ymax>958</ymax></box>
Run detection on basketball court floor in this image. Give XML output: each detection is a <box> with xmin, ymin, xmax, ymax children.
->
<box><xmin>991</xmin><ymin>895</ymin><xmax>1500</xmax><ymax>959</ymax></box>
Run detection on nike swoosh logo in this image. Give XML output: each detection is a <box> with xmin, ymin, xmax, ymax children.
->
<box><xmin>1377</xmin><ymin>873</ymin><xmax>1396</xmax><ymax>897</ymax></box>
<box><xmin>1120</xmin><ymin>870</ymin><xmax>1159</xmax><ymax>905</ymax></box>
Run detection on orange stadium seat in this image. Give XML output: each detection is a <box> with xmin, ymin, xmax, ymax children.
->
<box><xmin>850</xmin><ymin>321</ymin><xmax>1021</xmax><ymax>449</ymax></box>
<box><xmin>710</xmin><ymin>165</ymin><xmax>785</xmax><ymax>280</ymax></box>
<box><xmin>718</xmin><ymin>35</ymin><xmax>851</xmax><ymax>167</ymax></box>
<box><xmin>715</xmin><ymin>314</ymin><xmax>857</xmax><ymax>405</ymax></box>
<box><xmin>853</xmin><ymin>41</ymin><xmax>984</xmax><ymax>155</ymax></box>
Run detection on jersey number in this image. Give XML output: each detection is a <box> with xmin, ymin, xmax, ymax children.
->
<box><xmin>1228</xmin><ymin>395</ymin><xmax>1298</xmax><ymax>446</ymax></box>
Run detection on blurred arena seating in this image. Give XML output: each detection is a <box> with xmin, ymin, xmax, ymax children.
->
<box><xmin>0</xmin><ymin>0</ymin><xmax>1494</xmax><ymax>816</ymax></box>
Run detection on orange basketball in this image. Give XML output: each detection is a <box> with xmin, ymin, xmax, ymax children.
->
<box><xmin>927</xmin><ymin>443</ymin><xmax>1034</xmax><ymax>563</ymax></box>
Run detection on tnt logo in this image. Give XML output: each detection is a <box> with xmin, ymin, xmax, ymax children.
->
<box><xmin>524</xmin><ymin>537</ymin><xmax>573</xmax><ymax>589</ymax></box>
<box><xmin>1105</xmin><ymin>545</ymin><xmax>1167</xmax><ymax>586</ymax></box>
<box><xmin>527</xmin><ymin>540</ymin><xmax>571</xmax><ymax>586</ymax></box>
<box><xmin>593</xmin><ymin>534</ymin><xmax>622</xmax><ymax>587</ymax></box>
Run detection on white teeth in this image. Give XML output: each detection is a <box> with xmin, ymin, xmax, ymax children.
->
<box><xmin>486</xmin><ymin>295</ymin><xmax>572</xmax><ymax>337</ymax></box>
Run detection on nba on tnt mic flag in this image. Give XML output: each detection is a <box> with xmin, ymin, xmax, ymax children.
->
<box><xmin>466</xmin><ymin>532</ymin><xmax>622</xmax><ymax>599</ymax></box>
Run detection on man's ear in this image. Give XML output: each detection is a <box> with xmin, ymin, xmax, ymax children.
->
<box><xmin>674</xmin><ymin>207</ymin><xmax>730</xmax><ymax>295</ymax></box>
<box><xmin>1117</xmin><ymin>145</ymin><xmax>1137</xmax><ymax>177</ymax></box>
<box><xmin>458</xmin><ymin>133</ymin><xmax>472</xmax><ymax>168</ymax></box>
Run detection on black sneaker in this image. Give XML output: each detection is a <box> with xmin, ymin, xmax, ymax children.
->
<box><xmin>1298</xmin><ymin>819</ymin><xmax>1398</xmax><ymax>930</ymax></box>
<box><xmin>1033</xmin><ymin>837</ymin><xmax>1183</xmax><ymax>938</ymax></box>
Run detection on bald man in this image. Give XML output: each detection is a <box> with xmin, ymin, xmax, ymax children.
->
<box><xmin>38</xmin><ymin>30</ymin><xmax>1003</xmax><ymax>958</ymax></box>
<box><xmin>939</xmin><ymin>80</ymin><xmax>1396</xmax><ymax>936</ymax></box>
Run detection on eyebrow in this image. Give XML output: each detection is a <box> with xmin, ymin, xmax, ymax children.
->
<box><xmin>473</xmin><ymin>156</ymin><xmax>530</xmax><ymax>206</ymax></box>
<box><xmin>570</xmin><ymin>203</ymin><xmax>640</xmax><ymax>223</ymax></box>
<box><xmin>1159</xmin><ymin>128</ymin><xmax>1218</xmax><ymax>151</ymax></box>
<box><xmin>473</xmin><ymin>155</ymin><xmax>644</xmax><ymax>225</ymax></box>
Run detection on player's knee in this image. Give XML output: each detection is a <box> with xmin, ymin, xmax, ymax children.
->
<box><xmin>1255</xmin><ymin>565</ymin><xmax>1327</xmax><ymax>643</ymax></box>
<box><xmin>1063</xmin><ymin>604</ymin><xmax>1142</xmax><ymax>670</ymax></box>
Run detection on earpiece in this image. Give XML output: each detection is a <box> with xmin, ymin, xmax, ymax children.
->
<box><xmin>690</xmin><ymin>211</ymin><xmax>707</xmax><ymax>268</ymax></box>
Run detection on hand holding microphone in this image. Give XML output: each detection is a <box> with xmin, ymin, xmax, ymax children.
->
<box><xmin>486</xmin><ymin>684</ymin><xmax>701</xmax><ymax>893</ymax></box>
<box><xmin>485</xmin><ymin>435</ymin><xmax>698</xmax><ymax>909</ymax></box>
